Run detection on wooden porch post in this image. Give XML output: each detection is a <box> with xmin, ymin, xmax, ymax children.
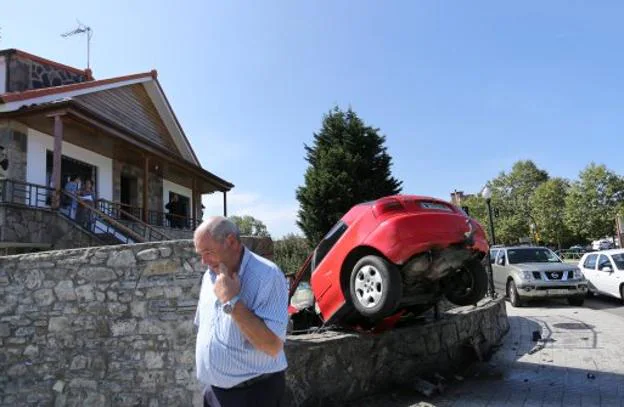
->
<box><xmin>223</xmin><ymin>191</ymin><xmax>227</xmax><ymax>217</ymax></box>
<box><xmin>143</xmin><ymin>156</ymin><xmax>149</xmax><ymax>222</ymax></box>
<box><xmin>52</xmin><ymin>115</ymin><xmax>64</xmax><ymax>209</ymax></box>
<box><xmin>192</xmin><ymin>177</ymin><xmax>198</xmax><ymax>224</ymax></box>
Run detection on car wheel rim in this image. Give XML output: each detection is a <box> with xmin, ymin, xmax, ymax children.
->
<box><xmin>509</xmin><ymin>283</ymin><xmax>516</xmax><ymax>303</ymax></box>
<box><xmin>354</xmin><ymin>265</ymin><xmax>383</xmax><ymax>308</ymax></box>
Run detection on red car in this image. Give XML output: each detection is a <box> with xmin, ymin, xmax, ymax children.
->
<box><xmin>289</xmin><ymin>195</ymin><xmax>490</xmax><ymax>328</ymax></box>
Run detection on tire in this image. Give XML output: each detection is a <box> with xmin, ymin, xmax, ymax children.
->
<box><xmin>349</xmin><ymin>255</ymin><xmax>402</xmax><ymax>320</ymax></box>
<box><xmin>620</xmin><ymin>285</ymin><xmax>624</xmax><ymax>305</ymax></box>
<box><xmin>567</xmin><ymin>297</ymin><xmax>584</xmax><ymax>306</ymax></box>
<box><xmin>444</xmin><ymin>258</ymin><xmax>488</xmax><ymax>306</ymax></box>
<box><xmin>507</xmin><ymin>280</ymin><xmax>522</xmax><ymax>307</ymax></box>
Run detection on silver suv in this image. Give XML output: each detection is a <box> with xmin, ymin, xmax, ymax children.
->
<box><xmin>490</xmin><ymin>246</ymin><xmax>588</xmax><ymax>306</ymax></box>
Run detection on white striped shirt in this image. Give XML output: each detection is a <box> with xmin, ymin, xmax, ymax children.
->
<box><xmin>194</xmin><ymin>247</ymin><xmax>289</xmax><ymax>388</ymax></box>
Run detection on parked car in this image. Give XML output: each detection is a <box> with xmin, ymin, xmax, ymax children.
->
<box><xmin>490</xmin><ymin>246</ymin><xmax>588</xmax><ymax>307</ymax></box>
<box><xmin>578</xmin><ymin>249</ymin><xmax>624</xmax><ymax>302</ymax></box>
<box><xmin>591</xmin><ymin>239</ymin><xmax>613</xmax><ymax>251</ymax></box>
<box><xmin>288</xmin><ymin>195</ymin><xmax>490</xmax><ymax>327</ymax></box>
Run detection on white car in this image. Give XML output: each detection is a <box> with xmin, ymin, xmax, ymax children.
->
<box><xmin>579</xmin><ymin>249</ymin><xmax>624</xmax><ymax>301</ymax></box>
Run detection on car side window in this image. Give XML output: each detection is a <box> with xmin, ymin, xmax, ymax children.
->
<box><xmin>598</xmin><ymin>255</ymin><xmax>614</xmax><ymax>271</ymax></box>
<box><xmin>490</xmin><ymin>250</ymin><xmax>499</xmax><ymax>264</ymax></box>
<box><xmin>583</xmin><ymin>254</ymin><xmax>598</xmax><ymax>270</ymax></box>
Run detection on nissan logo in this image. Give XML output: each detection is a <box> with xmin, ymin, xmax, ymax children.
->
<box><xmin>551</xmin><ymin>272</ymin><xmax>560</xmax><ymax>279</ymax></box>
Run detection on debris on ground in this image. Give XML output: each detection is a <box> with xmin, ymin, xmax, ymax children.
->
<box><xmin>527</xmin><ymin>343</ymin><xmax>544</xmax><ymax>355</ymax></box>
<box><xmin>413</xmin><ymin>378</ymin><xmax>439</xmax><ymax>397</ymax></box>
<box><xmin>532</xmin><ymin>330</ymin><xmax>542</xmax><ymax>341</ymax></box>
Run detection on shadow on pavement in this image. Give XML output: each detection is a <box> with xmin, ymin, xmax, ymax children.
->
<box><xmin>585</xmin><ymin>294</ymin><xmax>624</xmax><ymax>311</ymax></box>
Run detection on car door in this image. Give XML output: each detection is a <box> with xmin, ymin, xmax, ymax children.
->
<box><xmin>492</xmin><ymin>249</ymin><xmax>508</xmax><ymax>292</ymax></box>
<box><xmin>489</xmin><ymin>250</ymin><xmax>502</xmax><ymax>291</ymax></box>
<box><xmin>598</xmin><ymin>254</ymin><xmax>620</xmax><ymax>298</ymax></box>
<box><xmin>580</xmin><ymin>254</ymin><xmax>599</xmax><ymax>293</ymax></box>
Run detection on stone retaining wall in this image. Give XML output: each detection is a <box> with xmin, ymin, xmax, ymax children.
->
<box><xmin>0</xmin><ymin>239</ymin><xmax>507</xmax><ymax>406</ymax></box>
<box><xmin>0</xmin><ymin>205</ymin><xmax>102</xmax><ymax>253</ymax></box>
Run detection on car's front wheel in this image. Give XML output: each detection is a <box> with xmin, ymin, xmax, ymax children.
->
<box><xmin>567</xmin><ymin>297</ymin><xmax>584</xmax><ymax>306</ymax></box>
<box><xmin>507</xmin><ymin>280</ymin><xmax>522</xmax><ymax>307</ymax></box>
<box><xmin>349</xmin><ymin>255</ymin><xmax>402</xmax><ymax>321</ymax></box>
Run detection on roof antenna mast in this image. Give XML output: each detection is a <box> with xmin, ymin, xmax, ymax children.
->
<box><xmin>61</xmin><ymin>20</ymin><xmax>93</xmax><ymax>70</ymax></box>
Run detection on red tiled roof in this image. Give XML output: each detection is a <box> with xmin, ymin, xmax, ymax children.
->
<box><xmin>0</xmin><ymin>71</ymin><xmax>157</xmax><ymax>103</ymax></box>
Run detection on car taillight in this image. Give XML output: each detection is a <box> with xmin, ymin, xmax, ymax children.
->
<box><xmin>373</xmin><ymin>198</ymin><xmax>404</xmax><ymax>217</ymax></box>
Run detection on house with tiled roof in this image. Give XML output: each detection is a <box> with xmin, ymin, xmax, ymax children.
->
<box><xmin>0</xmin><ymin>49</ymin><xmax>233</xmax><ymax>254</ymax></box>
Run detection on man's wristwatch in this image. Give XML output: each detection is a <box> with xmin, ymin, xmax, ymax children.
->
<box><xmin>223</xmin><ymin>295</ymin><xmax>240</xmax><ymax>314</ymax></box>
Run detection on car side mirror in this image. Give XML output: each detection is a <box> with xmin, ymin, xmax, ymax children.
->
<box><xmin>461</xmin><ymin>206</ymin><xmax>470</xmax><ymax>216</ymax></box>
<box><xmin>601</xmin><ymin>266</ymin><xmax>613</xmax><ymax>273</ymax></box>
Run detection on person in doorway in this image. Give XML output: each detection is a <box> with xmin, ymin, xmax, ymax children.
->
<box><xmin>78</xmin><ymin>179</ymin><xmax>96</xmax><ymax>230</ymax></box>
<box><xmin>63</xmin><ymin>175</ymin><xmax>80</xmax><ymax>219</ymax></box>
<box><xmin>165</xmin><ymin>193</ymin><xmax>182</xmax><ymax>228</ymax></box>
<box><xmin>193</xmin><ymin>216</ymin><xmax>289</xmax><ymax>407</ymax></box>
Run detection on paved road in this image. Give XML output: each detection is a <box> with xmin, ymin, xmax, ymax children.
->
<box><xmin>350</xmin><ymin>296</ymin><xmax>624</xmax><ymax>407</ymax></box>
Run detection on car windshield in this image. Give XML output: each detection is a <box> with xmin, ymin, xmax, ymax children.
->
<box><xmin>611</xmin><ymin>254</ymin><xmax>624</xmax><ymax>270</ymax></box>
<box><xmin>507</xmin><ymin>248</ymin><xmax>561</xmax><ymax>264</ymax></box>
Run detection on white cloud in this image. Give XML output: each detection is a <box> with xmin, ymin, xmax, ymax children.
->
<box><xmin>201</xmin><ymin>191</ymin><xmax>301</xmax><ymax>239</ymax></box>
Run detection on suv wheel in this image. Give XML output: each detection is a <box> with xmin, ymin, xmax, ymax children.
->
<box><xmin>349</xmin><ymin>255</ymin><xmax>402</xmax><ymax>321</ymax></box>
<box><xmin>507</xmin><ymin>280</ymin><xmax>522</xmax><ymax>307</ymax></box>
<box><xmin>567</xmin><ymin>297</ymin><xmax>584</xmax><ymax>306</ymax></box>
<box><xmin>620</xmin><ymin>285</ymin><xmax>624</xmax><ymax>304</ymax></box>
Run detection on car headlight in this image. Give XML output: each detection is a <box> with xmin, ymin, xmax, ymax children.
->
<box><xmin>573</xmin><ymin>269</ymin><xmax>583</xmax><ymax>280</ymax></box>
<box><xmin>521</xmin><ymin>271</ymin><xmax>532</xmax><ymax>280</ymax></box>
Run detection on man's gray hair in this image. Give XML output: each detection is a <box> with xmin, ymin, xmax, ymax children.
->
<box><xmin>206</xmin><ymin>216</ymin><xmax>241</xmax><ymax>243</ymax></box>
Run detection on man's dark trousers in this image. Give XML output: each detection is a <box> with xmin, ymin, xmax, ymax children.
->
<box><xmin>204</xmin><ymin>371</ymin><xmax>285</xmax><ymax>407</ymax></box>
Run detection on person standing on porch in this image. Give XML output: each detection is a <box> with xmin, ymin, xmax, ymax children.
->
<box><xmin>63</xmin><ymin>175</ymin><xmax>80</xmax><ymax>219</ymax></box>
<box><xmin>193</xmin><ymin>216</ymin><xmax>289</xmax><ymax>407</ymax></box>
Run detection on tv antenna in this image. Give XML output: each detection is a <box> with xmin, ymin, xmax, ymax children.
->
<box><xmin>61</xmin><ymin>20</ymin><xmax>93</xmax><ymax>70</ymax></box>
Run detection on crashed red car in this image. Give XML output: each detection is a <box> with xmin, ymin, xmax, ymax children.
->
<box><xmin>289</xmin><ymin>195</ymin><xmax>490</xmax><ymax>327</ymax></box>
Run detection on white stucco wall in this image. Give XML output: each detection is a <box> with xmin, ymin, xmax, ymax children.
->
<box><xmin>27</xmin><ymin>128</ymin><xmax>113</xmax><ymax>200</ymax></box>
<box><xmin>162</xmin><ymin>179</ymin><xmax>193</xmax><ymax>215</ymax></box>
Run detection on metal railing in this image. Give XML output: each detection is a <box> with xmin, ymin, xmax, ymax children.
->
<box><xmin>97</xmin><ymin>199</ymin><xmax>171</xmax><ymax>242</ymax></box>
<box><xmin>97</xmin><ymin>198</ymin><xmax>200</xmax><ymax>230</ymax></box>
<box><xmin>0</xmin><ymin>179</ymin><xmax>54</xmax><ymax>208</ymax></box>
<box><xmin>60</xmin><ymin>190</ymin><xmax>144</xmax><ymax>245</ymax></box>
<box><xmin>97</xmin><ymin>199</ymin><xmax>143</xmax><ymax>220</ymax></box>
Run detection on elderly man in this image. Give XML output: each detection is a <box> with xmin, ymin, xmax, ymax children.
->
<box><xmin>193</xmin><ymin>216</ymin><xmax>289</xmax><ymax>407</ymax></box>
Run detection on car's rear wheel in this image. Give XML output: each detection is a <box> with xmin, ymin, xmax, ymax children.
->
<box><xmin>507</xmin><ymin>280</ymin><xmax>522</xmax><ymax>307</ymax></box>
<box><xmin>444</xmin><ymin>258</ymin><xmax>488</xmax><ymax>306</ymax></box>
<box><xmin>349</xmin><ymin>255</ymin><xmax>402</xmax><ymax>321</ymax></box>
<box><xmin>620</xmin><ymin>285</ymin><xmax>624</xmax><ymax>304</ymax></box>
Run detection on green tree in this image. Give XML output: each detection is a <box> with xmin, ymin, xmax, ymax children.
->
<box><xmin>296</xmin><ymin>107</ymin><xmax>402</xmax><ymax>244</ymax></box>
<box><xmin>530</xmin><ymin>178</ymin><xmax>571</xmax><ymax>249</ymax></box>
<box><xmin>273</xmin><ymin>233</ymin><xmax>312</xmax><ymax>276</ymax></box>
<box><xmin>565</xmin><ymin>163</ymin><xmax>624</xmax><ymax>240</ymax></box>
<box><xmin>229</xmin><ymin>215</ymin><xmax>270</xmax><ymax>237</ymax></box>
<box><xmin>487</xmin><ymin>160</ymin><xmax>549</xmax><ymax>244</ymax></box>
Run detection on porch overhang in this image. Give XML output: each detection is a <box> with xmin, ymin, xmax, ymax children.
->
<box><xmin>0</xmin><ymin>100</ymin><xmax>233</xmax><ymax>194</ymax></box>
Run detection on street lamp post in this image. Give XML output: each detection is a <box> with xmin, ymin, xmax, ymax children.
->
<box><xmin>481</xmin><ymin>186</ymin><xmax>496</xmax><ymax>298</ymax></box>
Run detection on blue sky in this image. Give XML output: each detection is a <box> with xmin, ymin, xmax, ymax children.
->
<box><xmin>3</xmin><ymin>1</ymin><xmax>624</xmax><ymax>238</ymax></box>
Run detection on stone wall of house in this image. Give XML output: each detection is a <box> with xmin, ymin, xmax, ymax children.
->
<box><xmin>0</xmin><ymin>205</ymin><xmax>102</xmax><ymax>252</ymax></box>
<box><xmin>6</xmin><ymin>54</ymin><xmax>88</xmax><ymax>92</ymax></box>
<box><xmin>0</xmin><ymin>125</ymin><xmax>27</xmax><ymax>182</ymax></box>
<box><xmin>112</xmin><ymin>161</ymin><xmax>164</xmax><ymax>216</ymax></box>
